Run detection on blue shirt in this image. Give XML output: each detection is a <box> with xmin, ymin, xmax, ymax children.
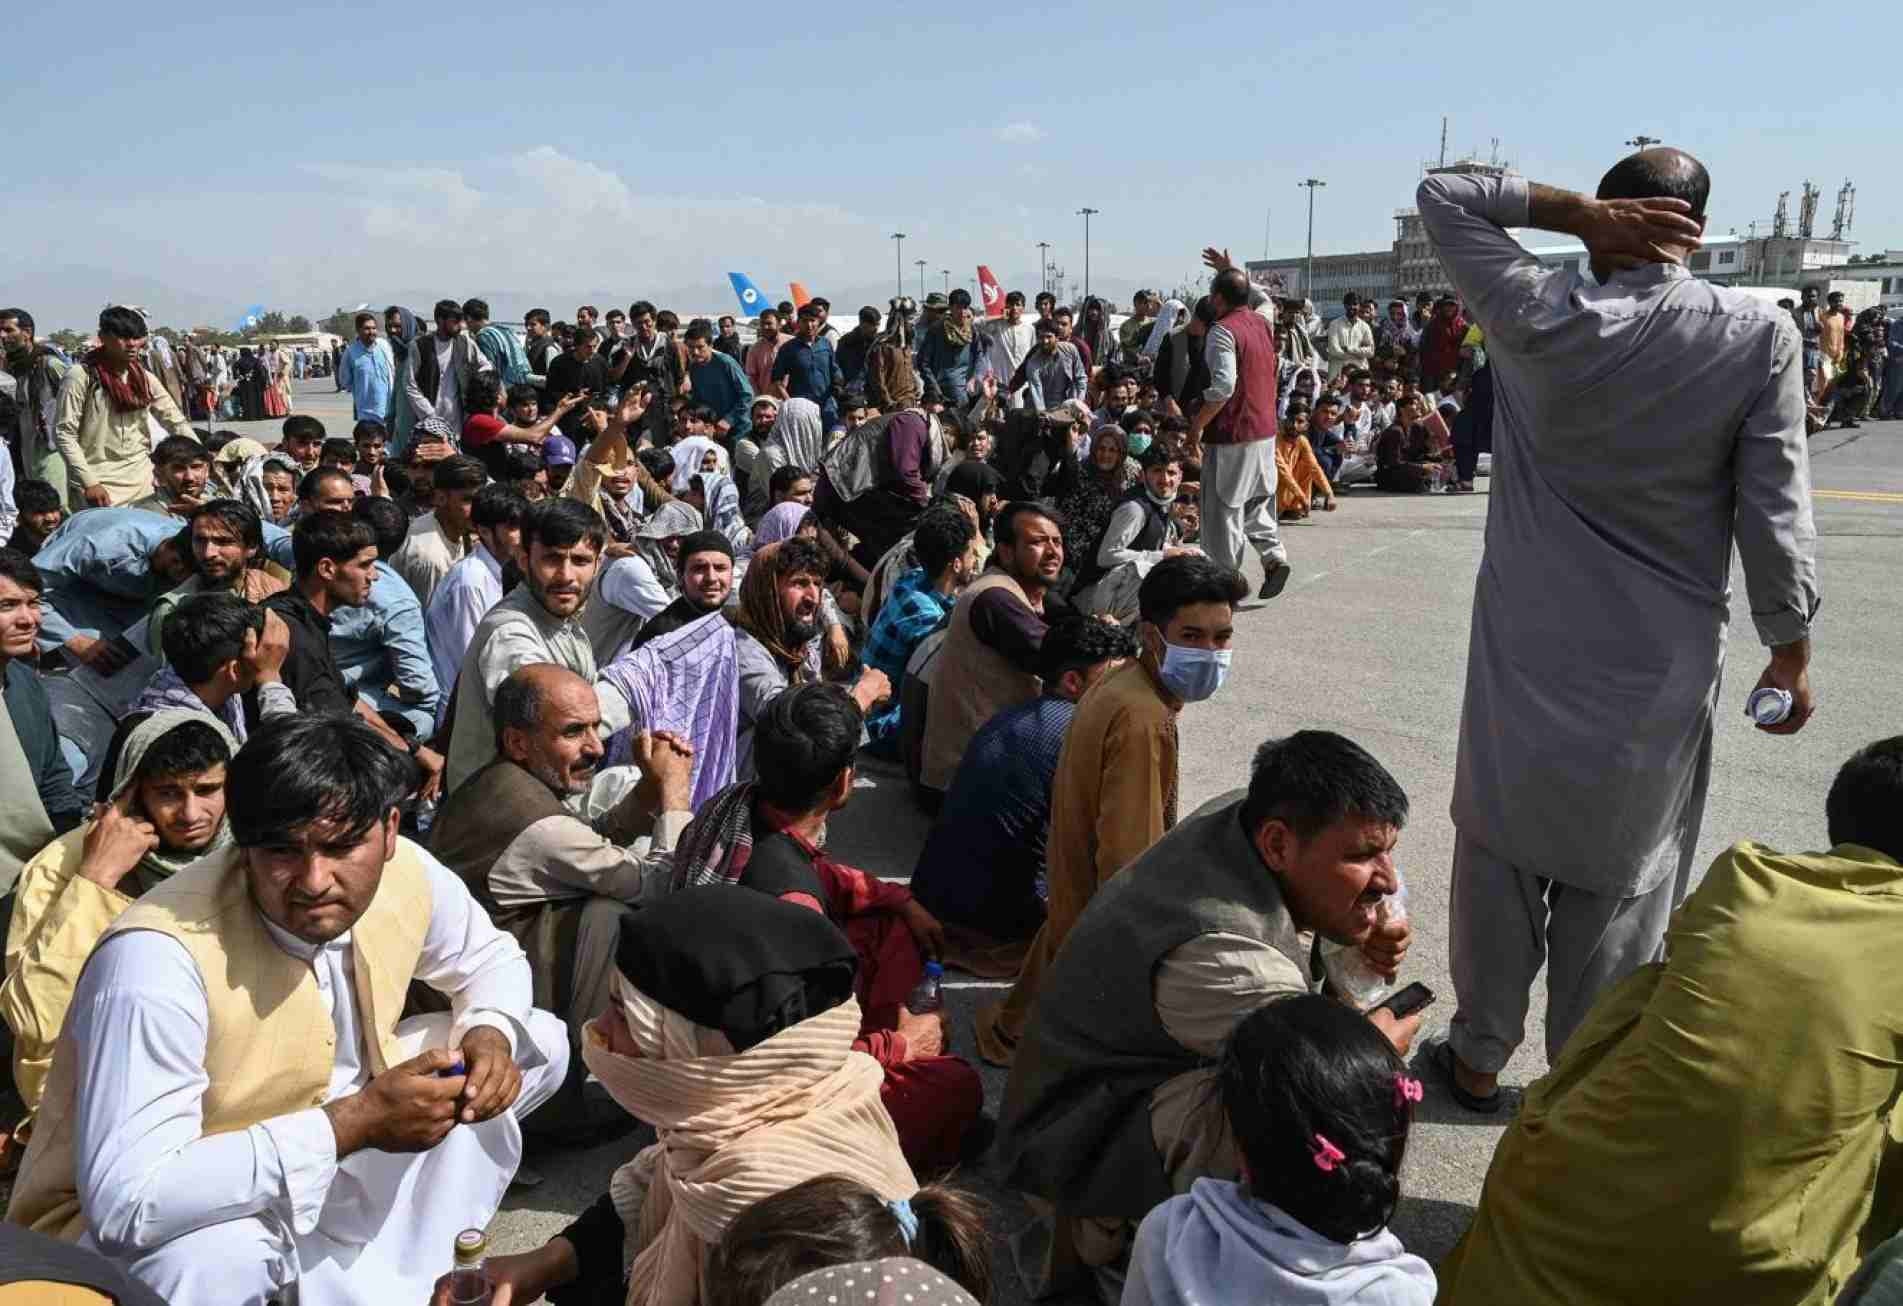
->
<box><xmin>339</xmin><ymin>339</ymin><xmax>396</xmax><ymax>423</ymax></box>
<box><xmin>860</xmin><ymin>568</ymin><xmax>953</xmax><ymax>742</ymax></box>
<box><xmin>687</xmin><ymin>351</ymin><xmax>756</xmax><ymax>442</ymax></box>
<box><xmin>475</xmin><ymin>323</ymin><xmax>534</xmax><ymax>387</ymax></box>
<box><xmin>770</xmin><ymin>336</ymin><xmax>843</xmax><ymax>428</ymax></box>
<box><xmin>910</xmin><ymin>694</ymin><xmax>1074</xmax><ymax>938</ymax></box>
<box><xmin>33</xmin><ymin>508</ymin><xmax>182</xmax><ymax>650</ymax></box>
<box><xmin>330</xmin><ymin>560</ymin><xmax>441</xmax><ymax>719</ymax></box>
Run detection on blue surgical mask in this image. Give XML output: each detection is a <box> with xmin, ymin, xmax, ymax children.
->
<box><xmin>1125</xmin><ymin>431</ymin><xmax>1153</xmax><ymax>456</ymax></box>
<box><xmin>1157</xmin><ymin>640</ymin><xmax>1231</xmax><ymax>703</ymax></box>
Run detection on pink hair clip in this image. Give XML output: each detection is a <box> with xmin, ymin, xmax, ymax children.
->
<box><xmin>1395</xmin><ymin>1074</ymin><xmax>1424</xmax><ymax>1107</ymax></box>
<box><xmin>1311</xmin><ymin>1134</ymin><xmax>1346</xmax><ymax>1173</ymax></box>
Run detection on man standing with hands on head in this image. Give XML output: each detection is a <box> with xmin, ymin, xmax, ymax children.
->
<box><xmin>1417</xmin><ymin>147</ymin><xmax>1820</xmax><ymax>1112</ymax></box>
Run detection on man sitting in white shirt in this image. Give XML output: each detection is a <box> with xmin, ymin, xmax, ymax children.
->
<box><xmin>7</xmin><ymin>715</ymin><xmax>568</xmax><ymax>1306</ymax></box>
<box><xmin>425</xmin><ymin>483</ymin><xmax>529</xmax><ymax>728</ymax></box>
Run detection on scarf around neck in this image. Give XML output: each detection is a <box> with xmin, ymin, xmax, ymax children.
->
<box><xmin>83</xmin><ymin>349</ymin><xmax>155</xmax><ymax>413</ymax></box>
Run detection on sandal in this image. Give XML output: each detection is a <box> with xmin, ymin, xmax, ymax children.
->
<box><xmin>1430</xmin><ymin>1038</ymin><xmax>1503</xmax><ymax>1114</ymax></box>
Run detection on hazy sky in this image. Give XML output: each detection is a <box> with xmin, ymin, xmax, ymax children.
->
<box><xmin>5</xmin><ymin>0</ymin><xmax>1891</xmax><ymax>326</ymax></box>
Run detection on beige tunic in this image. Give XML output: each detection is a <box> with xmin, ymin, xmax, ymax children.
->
<box><xmin>53</xmin><ymin>363</ymin><xmax>195</xmax><ymax>506</ymax></box>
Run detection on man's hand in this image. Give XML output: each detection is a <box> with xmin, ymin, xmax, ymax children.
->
<box><xmin>165</xmin><ymin>494</ymin><xmax>207</xmax><ymax>518</ymax></box>
<box><xmin>601</xmin><ymin>541</ymin><xmax>637</xmax><ymax>560</ymax></box>
<box><xmin>1360</xmin><ymin>909</ymin><xmax>1412</xmax><ymax>981</ymax></box>
<box><xmin>413</xmin><ymin>745</ymin><xmax>445</xmax><ymax>803</ymax></box>
<box><xmin>323</xmin><ymin>1047</ymin><xmax>467</xmax><ymax>1156</ymax></box>
<box><xmin>244</xmin><ymin>610</ymin><xmax>290</xmax><ymax>682</ymax></box>
<box><xmin>429</xmin><ymin>1245</ymin><xmax>578</xmax><ymax>1306</ymax></box>
<box><xmin>714</xmin><ymin>418</ymin><xmax>733</xmax><ymax>437</ymax></box>
<box><xmin>82</xmin><ymin>484</ymin><xmax>113</xmax><ymax>509</ymax></box>
<box><xmin>1162</xmin><ymin>546</ymin><xmax>1204</xmax><ymax>559</ymax></box>
<box><xmin>894</xmin><ymin>1006</ymin><xmax>947</xmax><ymax>1060</ymax></box>
<box><xmin>1201</xmin><ymin>247</ymin><xmax>1235</xmax><ymax>273</ymax></box>
<box><xmin>1365</xmin><ymin>1007</ymin><xmax>1422</xmax><ymax>1057</ymax></box>
<box><xmin>1753</xmin><ymin>638</ymin><xmax>1814</xmax><ymax>735</ymax></box>
<box><xmin>1581</xmin><ymin>195</ymin><xmax>1705</xmax><ymax>270</ymax></box>
<box><xmin>65</xmin><ymin>634</ymin><xmax>131</xmax><ymax>675</ymax></box>
<box><xmin>851</xmin><ymin>665</ymin><xmax>892</xmax><ymax>713</ymax></box>
<box><xmin>899</xmin><ymin>898</ymin><xmax>945</xmax><ymax>960</ymax></box>
<box><xmin>79</xmin><ymin>789</ymin><xmax>158</xmax><ymax>892</ymax></box>
<box><xmin>556</xmin><ymin>389</ymin><xmax>590</xmax><ymax>414</ymax></box>
<box><xmin>368</xmin><ymin>462</ymin><xmax>389</xmax><ymax>500</ymax></box>
<box><xmin>614</xmin><ymin>386</ymin><xmax>651</xmax><ymax>428</ymax></box>
<box><xmin>632</xmin><ymin>729</ymin><xmax>695</xmax><ymax>811</ymax></box>
<box><xmin>457</xmin><ymin>1026</ymin><xmax>521</xmax><ymax>1125</ymax></box>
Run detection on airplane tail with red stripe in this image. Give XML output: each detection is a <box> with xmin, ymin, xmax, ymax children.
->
<box><xmin>977</xmin><ymin>265</ymin><xmax>1004</xmax><ymax>318</ymax></box>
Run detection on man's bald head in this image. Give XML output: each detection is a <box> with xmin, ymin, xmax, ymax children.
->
<box><xmin>1597</xmin><ymin>147</ymin><xmax>1710</xmax><ymax>226</ymax></box>
<box><xmin>495</xmin><ymin>663</ymin><xmax>604</xmax><ymax>796</ymax></box>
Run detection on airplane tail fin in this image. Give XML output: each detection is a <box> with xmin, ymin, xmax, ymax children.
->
<box><xmin>727</xmin><ymin>273</ymin><xmax>770</xmax><ymax>317</ymax></box>
<box><xmin>976</xmin><ymin>266</ymin><xmax>1004</xmax><ymax>318</ymax></box>
<box><xmin>789</xmin><ymin>281</ymin><xmax>812</xmax><ymax>310</ymax></box>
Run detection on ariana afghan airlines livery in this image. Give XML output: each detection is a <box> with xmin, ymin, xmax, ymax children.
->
<box><xmin>726</xmin><ymin>273</ymin><xmax>773</xmax><ymax>317</ymax></box>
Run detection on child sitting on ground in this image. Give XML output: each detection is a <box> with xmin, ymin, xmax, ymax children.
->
<box><xmin>1122</xmin><ymin>994</ymin><xmax>1436</xmax><ymax>1306</ymax></box>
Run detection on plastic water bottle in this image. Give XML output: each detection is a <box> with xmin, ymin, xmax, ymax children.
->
<box><xmin>447</xmin><ymin>1228</ymin><xmax>492</xmax><ymax>1305</ymax></box>
<box><xmin>1322</xmin><ymin>881</ymin><xmax>1408</xmax><ymax>1008</ymax></box>
<box><xmin>905</xmin><ymin>961</ymin><xmax>945</xmax><ymax>1015</ymax></box>
<box><xmin>1747</xmin><ymin>686</ymin><xmax>1793</xmax><ymax>726</ymax></box>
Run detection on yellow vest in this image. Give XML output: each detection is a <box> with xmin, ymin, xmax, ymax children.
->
<box><xmin>7</xmin><ymin>838</ymin><xmax>435</xmax><ymax>1240</ymax></box>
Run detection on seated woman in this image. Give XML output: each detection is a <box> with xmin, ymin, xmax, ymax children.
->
<box><xmin>667</xmin><ymin>684</ymin><xmax>984</xmax><ymax>1171</ymax></box>
<box><xmin>444</xmin><ymin>887</ymin><xmax>920</xmax><ymax>1306</ymax></box>
<box><xmin>1435</xmin><ymin>737</ymin><xmax>1903</xmax><ymax>1306</ymax></box>
<box><xmin>1273</xmin><ymin>403</ymin><xmax>1337</xmax><ymax>520</ymax></box>
<box><xmin>1372</xmin><ymin>393</ymin><xmax>1453</xmax><ymax>494</ymax></box>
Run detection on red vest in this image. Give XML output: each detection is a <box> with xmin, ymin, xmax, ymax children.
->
<box><xmin>1208</xmin><ymin>306</ymin><xmax>1278</xmax><ymax>446</ymax></box>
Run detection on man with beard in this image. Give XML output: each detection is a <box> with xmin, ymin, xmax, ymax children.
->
<box><xmin>147</xmin><ymin>499</ymin><xmax>287</xmax><ymax>655</ymax></box>
<box><xmin>915</xmin><ymin>289</ymin><xmax>985</xmax><ymax>412</ymax></box>
<box><xmin>772</xmin><ymin>304</ymin><xmax>845</xmax><ymax>431</ymax></box>
<box><xmin>613</xmin><ymin>301</ymin><xmax>680</xmax><ymax>446</ymax></box>
<box><xmin>337</xmin><ymin>311</ymin><xmax>396</xmax><ymax>426</ymax></box>
<box><xmin>56</xmin><ymin>308</ymin><xmax>198</xmax><ymax>509</ymax></box>
<box><xmin>835</xmin><ymin>305</ymin><xmax>884</xmax><ymax>392</ymax></box>
<box><xmin>445</xmin><ymin>498</ymin><xmax>631</xmax><ymax>795</ymax></box>
<box><xmin>1</xmin><ymin>309</ymin><xmax>72</xmax><ymax>503</ymax></box>
<box><xmin>131</xmin><ymin>436</ymin><xmax>213</xmax><ymax>519</ymax></box>
<box><xmin>522</xmin><ymin>309</ymin><xmax>558</xmax><ymax>411</ymax></box>
<box><xmin>682</xmin><ymin>320</ymin><xmax>757</xmax><ymax>447</ymax></box>
<box><xmin>403</xmin><ymin>300</ymin><xmax>493</xmax><ymax>438</ymax></box>
<box><xmin>2</xmin><ymin>711</ymin><xmax>238</xmax><ymax>1128</ymax></box>
<box><xmin>1010</xmin><ymin>320</ymin><xmax>1090</xmax><ymax>412</ymax></box>
<box><xmin>390</xmin><ymin>455</ymin><xmax>483</xmax><ymax>608</ymax></box>
<box><xmin>744</xmin><ymin>308</ymin><xmax>787</xmax><ymax>399</ymax></box>
<box><xmin>431</xmin><ymin>665</ymin><xmax>695</xmax><ymax>1132</ymax></box>
<box><xmin>712</xmin><ymin>314</ymin><xmax>745</xmax><ymax>363</ymax></box>
<box><xmin>425</xmin><ymin>484</ymin><xmax>527</xmax><ymax>727</ymax></box>
<box><xmin>626</xmin><ymin>530</ymin><xmax>735</xmax><ymax>651</ymax></box>
<box><xmin>920</xmin><ymin>502</ymin><xmax>1066</xmax><ymax>793</ymax></box>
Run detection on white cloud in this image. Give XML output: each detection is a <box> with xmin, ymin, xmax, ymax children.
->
<box><xmin>996</xmin><ymin>121</ymin><xmax>1045</xmax><ymax>144</ymax></box>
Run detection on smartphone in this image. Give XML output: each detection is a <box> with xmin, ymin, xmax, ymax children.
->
<box><xmin>1372</xmin><ymin>981</ymin><xmax>1436</xmax><ymax>1020</ymax></box>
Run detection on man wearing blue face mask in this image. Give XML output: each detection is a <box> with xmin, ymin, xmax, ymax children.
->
<box><xmin>974</xmin><ymin>552</ymin><xmax>1247</xmax><ymax>1067</ymax></box>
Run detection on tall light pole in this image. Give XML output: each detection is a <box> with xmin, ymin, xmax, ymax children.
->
<box><xmin>891</xmin><ymin>233</ymin><xmax>906</xmax><ymax>296</ymax></box>
<box><xmin>1626</xmin><ymin>134</ymin><xmax>1662</xmax><ymax>150</ymax></box>
<box><xmin>1298</xmin><ymin>179</ymin><xmax>1326</xmax><ymax>301</ymax></box>
<box><xmin>915</xmin><ymin>259</ymin><xmax>927</xmax><ymax>299</ymax></box>
<box><xmin>1077</xmin><ymin>208</ymin><xmax>1099</xmax><ymax>299</ymax></box>
<box><xmin>941</xmin><ymin>268</ymin><xmax>951</xmax><ymax>294</ymax></box>
<box><xmin>1037</xmin><ymin>240</ymin><xmax>1051</xmax><ymax>295</ymax></box>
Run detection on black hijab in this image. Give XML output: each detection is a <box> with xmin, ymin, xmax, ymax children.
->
<box><xmin>613</xmin><ymin>886</ymin><xmax>857</xmax><ymax>1051</ymax></box>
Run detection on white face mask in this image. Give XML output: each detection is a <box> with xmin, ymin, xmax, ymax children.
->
<box><xmin>1155</xmin><ymin>636</ymin><xmax>1231</xmax><ymax>703</ymax></box>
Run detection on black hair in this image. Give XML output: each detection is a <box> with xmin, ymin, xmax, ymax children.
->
<box><xmin>637</xmin><ymin>447</ymin><xmax>676</xmax><ymax>484</ymax></box>
<box><xmin>994</xmin><ymin>500</ymin><xmax>1062</xmax><ymax>546</ymax></box>
<box><xmin>497</xmin><ymin>444</ymin><xmax>543</xmax><ymax>483</ymax></box>
<box><xmin>492</xmin><ymin>668</ymin><xmax>549</xmax><ymax>748</ymax></box>
<box><xmin>471</xmin><ymin>482</ymin><xmax>529</xmax><ymax>530</ymax></box>
<box><xmin>686</xmin><ymin>402</ymin><xmax>719</xmax><ymax>426</ymax></box>
<box><xmin>1242</xmin><ymin>730</ymin><xmax>1409</xmax><ymax>838</ymax></box>
<box><xmin>756</xmin><ymin>308</ymin><xmax>780</xmax><ymax>324</ymax></box>
<box><xmin>190</xmin><ymin>498</ymin><xmax>264</xmax><ymax>554</ymax></box>
<box><xmin>352</xmin><ymin>420</ymin><xmax>389</xmax><ymax>444</ymax></box>
<box><xmin>298</xmin><ymin>465</ymin><xmax>354</xmax><ymax>504</ymax></box>
<box><xmin>1035</xmin><ymin>318</ymin><xmax>1058</xmax><ymax>335</ymax></box>
<box><xmin>796</xmin><ymin>303</ymin><xmax>822</xmax><ymax>321</ymax></box>
<box><xmin>1137</xmin><ymin>553</ymin><xmax>1246</xmax><ymax>628</ymax></box>
<box><xmin>353</xmin><ymin>495</ymin><xmax>409</xmax><ymax>559</ymax></box>
<box><xmin>433</xmin><ymin>298</ymin><xmax>463</xmax><ymax>321</ymax></box>
<box><xmin>227</xmin><ymin>715</ymin><xmax>415</xmax><ymax>847</ymax></box>
<box><xmin>320</xmin><ymin>437</ymin><xmax>358</xmax><ymax>466</ymax></box>
<box><xmin>769</xmin><ymin>464</ymin><xmax>813</xmax><ymax>499</ymax></box>
<box><xmin>461</xmin><ymin>297</ymin><xmax>490</xmax><ymax>322</ymax></box>
<box><xmin>753</xmin><ymin>683</ymin><xmax>862</xmax><ymax>814</ymax></box>
<box><xmin>809</xmin><ymin>297</ymin><xmax>830</xmax><ymax>310</ymax></box>
<box><xmin>467</xmin><ymin>375</ymin><xmax>504</xmax><ymax>414</ymax></box>
<box><xmin>1005</xmin><ymin>290</ymin><xmax>1026</xmax><ymax>308</ymax></box>
<box><xmin>0</xmin><ymin>548</ymin><xmax>44</xmax><ymax>594</ymax></box>
<box><xmin>857</xmin><ymin>305</ymin><xmax>881</xmax><ymax>326</ymax></box>
<box><xmin>522</xmin><ymin>496</ymin><xmax>604</xmax><ymax>554</ymax></box>
<box><xmin>628</xmin><ymin>299</ymin><xmax>656</xmax><ymax>320</ymax></box>
<box><xmin>1054</xmin><ymin>304</ymin><xmax>1075</xmax><ymax>322</ymax></box>
<box><xmin>1138</xmin><ymin>442</ymin><xmax>1182</xmax><ymax>472</ymax></box>
<box><xmin>290</xmin><ymin>509</ymin><xmax>376</xmax><ymax>579</ymax></box>
<box><xmin>948</xmin><ymin>288</ymin><xmax>971</xmax><ymax>309</ymax></box>
<box><xmin>706</xmin><ymin>1176</ymin><xmax>992</xmax><ymax>1306</ymax></box>
<box><xmin>1596</xmin><ymin>148</ymin><xmax>1710</xmax><ymax>223</ymax></box>
<box><xmin>353</xmin><ymin>310</ymin><xmax>377</xmax><ymax>329</ymax></box>
<box><xmin>656</xmin><ymin>310</ymin><xmax>680</xmax><ymax>331</ymax></box>
<box><xmin>14</xmin><ymin>479</ymin><xmax>61</xmax><ymax>516</ymax></box>
<box><xmin>576</xmin><ymin>304</ymin><xmax>598</xmax><ymax>318</ymax></box>
<box><xmin>526</xmin><ymin>308</ymin><xmax>551</xmax><ymax>327</ymax></box>
<box><xmin>1222</xmin><ymin>994</ymin><xmax>1411</xmax><ymax>1245</ymax></box>
<box><xmin>162</xmin><ymin>591</ymin><xmax>264</xmax><ymax>683</ymax></box>
<box><xmin>432</xmin><ymin>454</ymin><xmax>487</xmax><ymax>494</ymax></box>
<box><xmin>136</xmin><ymin>718</ymin><xmax>233</xmax><ymax>784</ymax></box>
<box><xmin>1210</xmin><ymin>268</ymin><xmax>1251</xmax><ymax>310</ymax></box>
<box><xmin>1192</xmin><ymin>295</ymin><xmax>1217</xmax><ymax>326</ymax></box>
<box><xmin>281</xmin><ymin>414</ymin><xmax>326</xmax><ymax>445</ymax></box>
<box><xmin>97</xmin><ymin>306</ymin><xmax>148</xmax><ymax>339</ymax></box>
<box><xmin>0</xmin><ymin>308</ymin><xmax>35</xmax><ymax>335</ymax></box>
<box><xmin>505</xmin><ymin>382</ymin><xmax>540</xmax><ymax>409</ymax></box>
<box><xmin>1124</xmin><ymin>407</ymin><xmax>1157</xmax><ymax>431</ymax></box>
<box><xmin>1826</xmin><ymin>737</ymin><xmax>1903</xmax><ymax>861</ymax></box>
<box><xmin>683</xmin><ymin>319</ymin><xmax>714</xmax><ymax>343</ymax></box>
<box><xmin>776</xmin><ymin>301</ymin><xmax>795</xmax><ymax>318</ymax></box>
<box><xmin>153</xmin><ymin>435</ymin><xmax>209</xmax><ymax>469</ymax></box>
<box><xmin>1037</xmin><ymin>613</ymin><xmax>1137</xmax><ymax>683</ymax></box>
<box><xmin>911</xmin><ymin>505</ymin><xmax>975</xmax><ymax>579</ymax></box>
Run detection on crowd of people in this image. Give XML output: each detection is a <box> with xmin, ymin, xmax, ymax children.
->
<box><xmin>0</xmin><ymin>142</ymin><xmax>1895</xmax><ymax>1306</ymax></box>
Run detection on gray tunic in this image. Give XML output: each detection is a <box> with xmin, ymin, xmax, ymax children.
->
<box><xmin>1418</xmin><ymin>172</ymin><xmax>1819</xmax><ymax>897</ymax></box>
